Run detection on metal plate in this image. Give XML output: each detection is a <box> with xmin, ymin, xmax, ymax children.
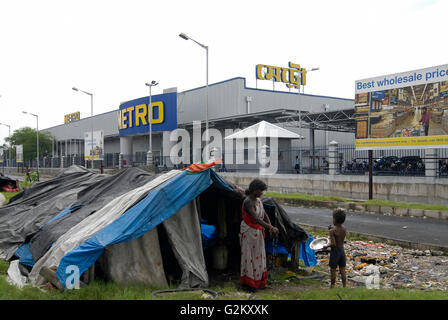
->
<box><xmin>309</xmin><ymin>238</ymin><xmax>329</xmax><ymax>251</ymax></box>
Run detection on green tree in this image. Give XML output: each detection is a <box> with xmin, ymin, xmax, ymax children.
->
<box><xmin>5</xmin><ymin>127</ymin><xmax>55</xmax><ymax>162</ymax></box>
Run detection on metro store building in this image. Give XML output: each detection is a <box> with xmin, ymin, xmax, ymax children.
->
<box><xmin>42</xmin><ymin>75</ymin><xmax>355</xmax><ymax>172</ymax></box>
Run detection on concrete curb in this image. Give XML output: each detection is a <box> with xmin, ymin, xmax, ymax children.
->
<box><xmin>272</xmin><ymin>197</ymin><xmax>448</xmax><ymax>221</ymax></box>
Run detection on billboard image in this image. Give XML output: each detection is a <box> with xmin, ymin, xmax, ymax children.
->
<box><xmin>355</xmin><ymin>64</ymin><xmax>448</xmax><ymax>149</ymax></box>
<box><xmin>16</xmin><ymin>145</ymin><xmax>23</xmax><ymax>163</ymax></box>
<box><xmin>84</xmin><ymin>131</ymin><xmax>104</xmax><ymax>160</ymax></box>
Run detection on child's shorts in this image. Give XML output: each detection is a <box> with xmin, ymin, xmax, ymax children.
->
<box><xmin>329</xmin><ymin>246</ymin><xmax>346</xmax><ymax>269</ymax></box>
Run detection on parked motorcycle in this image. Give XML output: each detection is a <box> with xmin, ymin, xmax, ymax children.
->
<box><xmin>373</xmin><ymin>156</ymin><xmax>399</xmax><ymax>172</ymax></box>
<box><xmin>345</xmin><ymin>158</ymin><xmax>368</xmax><ymax>172</ymax></box>
<box><xmin>439</xmin><ymin>159</ymin><xmax>448</xmax><ymax>176</ymax></box>
<box><xmin>396</xmin><ymin>156</ymin><xmax>425</xmax><ymax>174</ymax></box>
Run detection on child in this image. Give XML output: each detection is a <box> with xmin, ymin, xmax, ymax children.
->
<box><xmin>325</xmin><ymin>208</ymin><xmax>347</xmax><ymax>288</ymax></box>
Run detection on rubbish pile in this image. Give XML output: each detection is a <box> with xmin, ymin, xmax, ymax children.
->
<box><xmin>316</xmin><ymin>240</ymin><xmax>448</xmax><ymax>290</ymax></box>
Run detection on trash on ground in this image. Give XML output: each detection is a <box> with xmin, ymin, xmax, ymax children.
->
<box><xmin>317</xmin><ymin>239</ymin><xmax>448</xmax><ymax>290</ymax></box>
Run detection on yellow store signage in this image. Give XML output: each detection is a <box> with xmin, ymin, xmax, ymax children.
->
<box><xmin>64</xmin><ymin>112</ymin><xmax>80</xmax><ymax>124</ymax></box>
<box><xmin>356</xmin><ymin>136</ymin><xmax>448</xmax><ymax>150</ymax></box>
<box><xmin>256</xmin><ymin>62</ymin><xmax>306</xmax><ymax>89</ymax></box>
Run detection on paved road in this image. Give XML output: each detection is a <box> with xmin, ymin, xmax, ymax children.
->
<box><xmin>284</xmin><ymin>205</ymin><xmax>448</xmax><ymax>248</ymax></box>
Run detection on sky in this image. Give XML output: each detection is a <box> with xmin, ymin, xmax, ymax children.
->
<box><xmin>0</xmin><ymin>0</ymin><xmax>446</xmax><ymax>145</ymax></box>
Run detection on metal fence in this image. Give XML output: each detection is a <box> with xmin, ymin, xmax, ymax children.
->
<box><xmin>2</xmin><ymin>146</ymin><xmax>448</xmax><ymax>177</ymax></box>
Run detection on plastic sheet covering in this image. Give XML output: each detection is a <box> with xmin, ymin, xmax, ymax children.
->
<box><xmin>29</xmin><ymin>167</ymin><xmax>156</xmax><ymax>261</ymax></box>
<box><xmin>262</xmin><ymin>197</ymin><xmax>308</xmax><ymax>251</ymax></box>
<box><xmin>201</xmin><ymin>223</ymin><xmax>218</xmax><ymax>251</ymax></box>
<box><xmin>28</xmin><ymin>170</ymin><xmax>182</xmax><ymax>285</ymax></box>
<box><xmin>7</xmin><ymin>260</ymin><xmax>28</xmax><ymax>289</ymax></box>
<box><xmin>52</xmin><ymin>169</ymin><xmax>219</xmax><ymax>288</ymax></box>
<box><xmin>98</xmin><ymin>227</ymin><xmax>168</xmax><ymax>287</ymax></box>
<box><xmin>163</xmin><ymin>200</ymin><xmax>208</xmax><ymax>288</ymax></box>
<box><xmin>300</xmin><ymin>234</ymin><xmax>318</xmax><ymax>267</ymax></box>
<box><xmin>14</xmin><ymin>243</ymin><xmax>35</xmax><ymax>267</ymax></box>
<box><xmin>265</xmin><ymin>239</ymin><xmax>289</xmax><ymax>255</ymax></box>
<box><xmin>0</xmin><ymin>166</ymin><xmax>105</xmax><ymax>260</ymax></box>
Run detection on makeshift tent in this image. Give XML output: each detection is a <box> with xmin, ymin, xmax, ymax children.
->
<box><xmin>0</xmin><ymin>173</ymin><xmax>18</xmax><ymax>193</ymax></box>
<box><xmin>0</xmin><ymin>166</ymin><xmax>106</xmax><ymax>260</ymax></box>
<box><xmin>3</xmin><ymin>165</ymin><xmax>308</xmax><ymax>290</ymax></box>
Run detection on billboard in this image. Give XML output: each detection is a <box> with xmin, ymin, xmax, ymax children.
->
<box><xmin>84</xmin><ymin>131</ymin><xmax>104</xmax><ymax>160</ymax></box>
<box><xmin>118</xmin><ymin>92</ymin><xmax>177</xmax><ymax>137</ymax></box>
<box><xmin>355</xmin><ymin>64</ymin><xmax>448</xmax><ymax>150</ymax></box>
<box><xmin>16</xmin><ymin>145</ymin><xmax>23</xmax><ymax>163</ymax></box>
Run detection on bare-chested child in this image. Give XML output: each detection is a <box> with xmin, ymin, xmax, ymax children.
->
<box><xmin>324</xmin><ymin>208</ymin><xmax>347</xmax><ymax>288</ymax></box>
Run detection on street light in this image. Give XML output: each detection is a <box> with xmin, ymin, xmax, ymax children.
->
<box><xmin>72</xmin><ymin>87</ymin><xmax>94</xmax><ymax>169</ymax></box>
<box><xmin>0</xmin><ymin>122</ymin><xmax>11</xmax><ymax>168</ymax></box>
<box><xmin>296</xmin><ymin>67</ymin><xmax>319</xmax><ymax>172</ymax></box>
<box><xmin>301</xmin><ymin>67</ymin><xmax>319</xmax><ymax>94</ymax></box>
<box><xmin>22</xmin><ymin>111</ymin><xmax>39</xmax><ymax>181</ymax></box>
<box><xmin>145</xmin><ymin>81</ymin><xmax>158</xmax><ymax>167</ymax></box>
<box><xmin>178</xmin><ymin>32</ymin><xmax>209</xmax><ymax>153</ymax></box>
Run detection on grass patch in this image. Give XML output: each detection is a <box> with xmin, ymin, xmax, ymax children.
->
<box><xmin>363</xmin><ymin>199</ymin><xmax>448</xmax><ymax>212</ymax></box>
<box><xmin>272</xmin><ymin>287</ymin><xmax>448</xmax><ymax>300</ymax></box>
<box><xmin>1</xmin><ymin>181</ymin><xmax>33</xmax><ymax>205</ymax></box>
<box><xmin>1</xmin><ymin>258</ymin><xmax>447</xmax><ymax>300</ymax></box>
<box><xmin>265</xmin><ymin>192</ymin><xmax>448</xmax><ymax>212</ymax></box>
<box><xmin>264</xmin><ymin>192</ymin><xmax>347</xmax><ymax>203</ymax></box>
<box><xmin>0</xmin><ymin>192</ymin><xmax>18</xmax><ymax>205</ymax></box>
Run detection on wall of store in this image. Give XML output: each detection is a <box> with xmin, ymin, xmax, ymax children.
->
<box><xmin>42</xmin><ymin>77</ymin><xmax>355</xmax><ymax>159</ymax></box>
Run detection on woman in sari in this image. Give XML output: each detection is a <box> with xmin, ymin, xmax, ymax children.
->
<box><xmin>239</xmin><ymin>179</ymin><xmax>278</xmax><ymax>291</ymax></box>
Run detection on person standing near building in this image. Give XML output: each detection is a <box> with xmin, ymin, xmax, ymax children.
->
<box><xmin>420</xmin><ymin>107</ymin><xmax>430</xmax><ymax>136</ymax></box>
<box><xmin>239</xmin><ymin>179</ymin><xmax>278</xmax><ymax>291</ymax></box>
<box><xmin>294</xmin><ymin>156</ymin><xmax>300</xmax><ymax>173</ymax></box>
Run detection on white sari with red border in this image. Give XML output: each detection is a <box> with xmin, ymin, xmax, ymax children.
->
<box><xmin>239</xmin><ymin>198</ymin><xmax>268</xmax><ymax>289</ymax></box>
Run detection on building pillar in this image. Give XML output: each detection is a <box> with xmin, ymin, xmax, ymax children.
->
<box><xmin>120</xmin><ymin>136</ymin><xmax>133</xmax><ymax>167</ymax></box>
<box><xmin>59</xmin><ymin>141</ymin><xmax>63</xmax><ymax>169</ymax></box>
<box><xmin>118</xmin><ymin>153</ymin><xmax>123</xmax><ymax>169</ymax></box>
<box><xmin>259</xmin><ymin>144</ymin><xmax>270</xmax><ymax>176</ymax></box>
<box><xmin>425</xmin><ymin>148</ymin><xmax>437</xmax><ymax>177</ymax></box>
<box><xmin>163</xmin><ymin>131</ymin><xmax>176</xmax><ymax>168</ymax></box>
<box><xmin>328</xmin><ymin>140</ymin><xmax>338</xmax><ymax>175</ymax></box>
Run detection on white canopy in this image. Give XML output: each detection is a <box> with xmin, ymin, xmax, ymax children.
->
<box><xmin>224</xmin><ymin>120</ymin><xmax>304</xmax><ymax>140</ymax></box>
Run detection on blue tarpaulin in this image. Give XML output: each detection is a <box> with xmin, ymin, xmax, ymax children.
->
<box><xmin>300</xmin><ymin>234</ymin><xmax>317</xmax><ymax>267</ymax></box>
<box><xmin>265</xmin><ymin>237</ymin><xmax>317</xmax><ymax>267</ymax></box>
<box><xmin>42</xmin><ymin>205</ymin><xmax>82</xmax><ymax>227</ymax></box>
<box><xmin>265</xmin><ymin>239</ymin><xmax>289</xmax><ymax>255</ymax></box>
<box><xmin>201</xmin><ymin>223</ymin><xmax>218</xmax><ymax>251</ymax></box>
<box><xmin>14</xmin><ymin>243</ymin><xmax>35</xmax><ymax>267</ymax></box>
<box><xmin>56</xmin><ymin>169</ymin><xmax>233</xmax><ymax>288</ymax></box>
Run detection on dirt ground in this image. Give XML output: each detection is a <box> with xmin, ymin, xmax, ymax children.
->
<box><xmin>207</xmin><ymin>239</ymin><xmax>448</xmax><ymax>292</ymax></box>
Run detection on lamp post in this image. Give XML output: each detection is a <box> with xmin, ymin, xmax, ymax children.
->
<box><xmin>296</xmin><ymin>67</ymin><xmax>319</xmax><ymax>172</ymax></box>
<box><xmin>145</xmin><ymin>81</ymin><xmax>158</xmax><ymax>167</ymax></box>
<box><xmin>72</xmin><ymin>87</ymin><xmax>94</xmax><ymax>169</ymax></box>
<box><xmin>179</xmin><ymin>32</ymin><xmax>209</xmax><ymax>151</ymax></box>
<box><xmin>0</xmin><ymin>122</ymin><xmax>11</xmax><ymax>168</ymax></box>
<box><xmin>22</xmin><ymin>111</ymin><xmax>39</xmax><ymax>181</ymax></box>
<box><xmin>301</xmin><ymin>67</ymin><xmax>319</xmax><ymax>94</ymax></box>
